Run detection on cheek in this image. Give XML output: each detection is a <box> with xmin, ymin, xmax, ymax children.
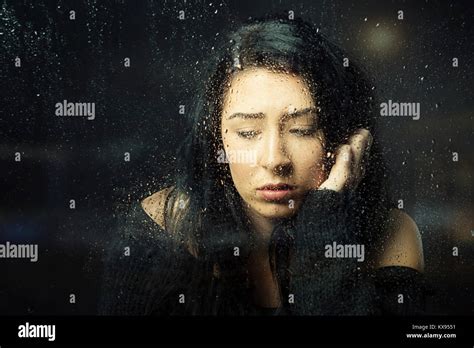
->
<box><xmin>222</xmin><ymin>133</ymin><xmax>257</xmax><ymax>193</ymax></box>
<box><xmin>228</xmin><ymin>162</ymin><xmax>256</xmax><ymax>193</ymax></box>
<box><xmin>289</xmin><ymin>141</ymin><xmax>326</xmax><ymax>183</ymax></box>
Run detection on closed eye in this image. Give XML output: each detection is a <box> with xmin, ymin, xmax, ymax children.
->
<box><xmin>289</xmin><ymin>128</ymin><xmax>318</xmax><ymax>137</ymax></box>
<box><xmin>237</xmin><ymin>128</ymin><xmax>317</xmax><ymax>139</ymax></box>
<box><xmin>237</xmin><ymin>130</ymin><xmax>260</xmax><ymax>139</ymax></box>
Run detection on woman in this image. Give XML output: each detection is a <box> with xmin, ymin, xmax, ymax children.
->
<box><xmin>99</xmin><ymin>17</ymin><xmax>425</xmax><ymax>316</ymax></box>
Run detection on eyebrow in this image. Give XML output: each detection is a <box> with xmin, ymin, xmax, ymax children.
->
<box><xmin>227</xmin><ymin>107</ymin><xmax>317</xmax><ymax>120</ymax></box>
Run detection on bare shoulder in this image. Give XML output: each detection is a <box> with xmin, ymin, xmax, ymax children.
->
<box><xmin>374</xmin><ymin>209</ymin><xmax>425</xmax><ymax>272</ymax></box>
<box><xmin>141</xmin><ymin>186</ymin><xmax>198</xmax><ymax>258</ymax></box>
<box><xmin>140</xmin><ymin>186</ymin><xmax>175</xmax><ymax>231</ymax></box>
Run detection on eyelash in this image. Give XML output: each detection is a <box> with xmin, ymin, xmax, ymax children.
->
<box><xmin>290</xmin><ymin>128</ymin><xmax>317</xmax><ymax>137</ymax></box>
<box><xmin>237</xmin><ymin>130</ymin><xmax>259</xmax><ymax>139</ymax></box>
<box><xmin>237</xmin><ymin>128</ymin><xmax>317</xmax><ymax>139</ymax></box>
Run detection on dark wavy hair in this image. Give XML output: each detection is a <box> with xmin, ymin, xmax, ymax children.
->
<box><xmin>163</xmin><ymin>16</ymin><xmax>393</xmax><ymax>315</ymax></box>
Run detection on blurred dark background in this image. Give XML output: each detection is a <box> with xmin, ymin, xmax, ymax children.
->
<box><xmin>0</xmin><ymin>0</ymin><xmax>472</xmax><ymax>315</ymax></box>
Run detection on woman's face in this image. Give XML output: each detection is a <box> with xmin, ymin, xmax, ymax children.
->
<box><xmin>221</xmin><ymin>67</ymin><xmax>326</xmax><ymax>220</ymax></box>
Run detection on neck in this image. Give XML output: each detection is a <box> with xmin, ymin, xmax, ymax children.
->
<box><xmin>245</xmin><ymin>206</ymin><xmax>278</xmax><ymax>250</ymax></box>
<box><xmin>244</xmin><ymin>206</ymin><xmax>282</xmax><ymax>308</ymax></box>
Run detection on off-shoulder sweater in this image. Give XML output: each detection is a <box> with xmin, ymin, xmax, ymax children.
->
<box><xmin>98</xmin><ymin>189</ymin><xmax>426</xmax><ymax>316</ymax></box>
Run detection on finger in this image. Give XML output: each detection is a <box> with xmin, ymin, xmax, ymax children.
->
<box><xmin>349</xmin><ymin>129</ymin><xmax>372</xmax><ymax>166</ymax></box>
<box><xmin>319</xmin><ymin>144</ymin><xmax>353</xmax><ymax>191</ymax></box>
<box><xmin>349</xmin><ymin>129</ymin><xmax>372</xmax><ymax>178</ymax></box>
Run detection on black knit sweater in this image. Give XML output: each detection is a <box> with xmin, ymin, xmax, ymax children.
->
<box><xmin>98</xmin><ymin>189</ymin><xmax>426</xmax><ymax>316</ymax></box>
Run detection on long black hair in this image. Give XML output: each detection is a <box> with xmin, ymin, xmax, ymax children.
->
<box><xmin>163</xmin><ymin>16</ymin><xmax>393</xmax><ymax>315</ymax></box>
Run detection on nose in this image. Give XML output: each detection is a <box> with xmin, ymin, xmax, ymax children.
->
<box><xmin>259</xmin><ymin>128</ymin><xmax>292</xmax><ymax>176</ymax></box>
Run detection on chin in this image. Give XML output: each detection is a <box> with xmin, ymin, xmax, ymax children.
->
<box><xmin>253</xmin><ymin>202</ymin><xmax>299</xmax><ymax>220</ymax></box>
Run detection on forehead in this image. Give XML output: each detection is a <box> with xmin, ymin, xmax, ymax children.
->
<box><xmin>222</xmin><ymin>68</ymin><xmax>314</xmax><ymax>116</ymax></box>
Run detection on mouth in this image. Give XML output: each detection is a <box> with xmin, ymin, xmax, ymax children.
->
<box><xmin>256</xmin><ymin>183</ymin><xmax>296</xmax><ymax>202</ymax></box>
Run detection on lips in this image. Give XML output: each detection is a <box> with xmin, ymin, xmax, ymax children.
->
<box><xmin>256</xmin><ymin>183</ymin><xmax>296</xmax><ymax>202</ymax></box>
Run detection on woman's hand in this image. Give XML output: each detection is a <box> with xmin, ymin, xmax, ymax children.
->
<box><xmin>318</xmin><ymin>128</ymin><xmax>373</xmax><ymax>192</ymax></box>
